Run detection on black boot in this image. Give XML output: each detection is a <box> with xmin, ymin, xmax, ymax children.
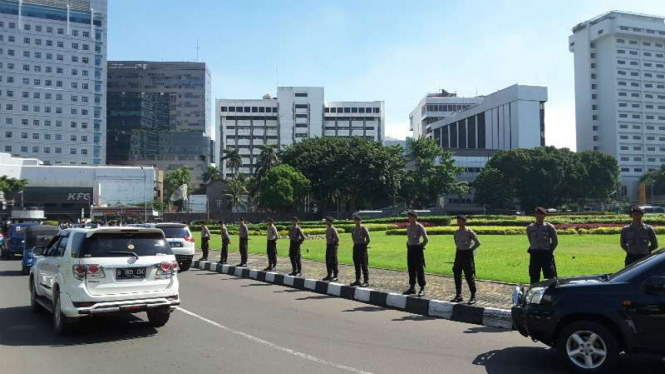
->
<box><xmin>450</xmin><ymin>294</ymin><xmax>463</xmax><ymax>303</ymax></box>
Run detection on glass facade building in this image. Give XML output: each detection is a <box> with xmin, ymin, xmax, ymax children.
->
<box><xmin>107</xmin><ymin>61</ymin><xmax>213</xmax><ymax>186</ymax></box>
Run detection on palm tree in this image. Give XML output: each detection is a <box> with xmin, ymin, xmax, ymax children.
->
<box><xmin>254</xmin><ymin>145</ymin><xmax>279</xmax><ymax>178</ymax></box>
<box><xmin>202</xmin><ymin>165</ymin><xmax>221</xmax><ymax>184</ymax></box>
<box><xmin>222</xmin><ymin>148</ymin><xmax>242</xmax><ymax>177</ymax></box>
<box><xmin>0</xmin><ymin>176</ymin><xmax>29</xmax><ymax>210</ymax></box>
<box><xmin>225</xmin><ymin>177</ymin><xmax>248</xmax><ymax>212</ymax></box>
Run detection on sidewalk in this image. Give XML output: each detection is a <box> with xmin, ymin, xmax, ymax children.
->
<box><xmin>194</xmin><ymin>250</ymin><xmax>516</xmax><ymax>310</ymax></box>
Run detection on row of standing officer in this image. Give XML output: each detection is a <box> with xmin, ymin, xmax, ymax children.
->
<box><xmin>196</xmin><ymin>206</ymin><xmax>659</xmax><ymax>304</ymax></box>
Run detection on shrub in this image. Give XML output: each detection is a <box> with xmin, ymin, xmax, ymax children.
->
<box><xmin>43</xmin><ymin>220</ymin><xmax>59</xmax><ymax>227</ymax></box>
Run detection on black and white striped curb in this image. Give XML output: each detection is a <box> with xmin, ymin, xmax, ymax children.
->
<box><xmin>191</xmin><ymin>260</ymin><xmax>513</xmax><ymax>330</ymax></box>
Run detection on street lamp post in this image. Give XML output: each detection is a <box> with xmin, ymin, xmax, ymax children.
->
<box><xmin>140</xmin><ymin>167</ymin><xmax>147</xmax><ymax>222</ymax></box>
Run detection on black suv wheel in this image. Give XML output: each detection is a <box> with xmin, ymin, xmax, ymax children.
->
<box><xmin>556</xmin><ymin>321</ymin><xmax>619</xmax><ymax>374</ymax></box>
<box><xmin>147</xmin><ymin>309</ymin><xmax>171</xmax><ymax>327</ymax></box>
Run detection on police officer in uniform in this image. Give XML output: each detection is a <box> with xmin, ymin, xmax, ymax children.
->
<box><xmin>236</xmin><ymin>217</ymin><xmax>249</xmax><ymax>267</ymax></box>
<box><xmin>288</xmin><ymin>216</ymin><xmax>306</xmax><ymax>276</ymax></box>
<box><xmin>265</xmin><ymin>218</ymin><xmax>279</xmax><ymax>271</ymax></box>
<box><xmin>620</xmin><ymin>206</ymin><xmax>658</xmax><ymax>266</ymax></box>
<box><xmin>218</xmin><ymin>220</ymin><xmax>231</xmax><ymax>264</ymax></box>
<box><xmin>527</xmin><ymin>207</ymin><xmax>558</xmax><ymax>284</ymax></box>
<box><xmin>199</xmin><ymin>222</ymin><xmax>211</xmax><ymax>261</ymax></box>
<box><xmin>450</xmin><ymin>214</ymin><xmax>481</xmax><ymax>305</ymax></box>
<box><xmin>403</xmin><ymin>210</ymin><xmax>429</xmax><ymax>296</ymax></box>
<box><xmin>350</xmin><ymin>214</ymin><xmax>371</xmax><ymax>287</ymax></box>
<box><xmin>322</xmin><ymin>217</ymin><xmax>339</xmax><ymax>282</ymax></box>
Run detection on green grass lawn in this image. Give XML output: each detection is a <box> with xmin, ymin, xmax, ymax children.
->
<box><xmin>193</xmin><ymin>232</ymin><xmax>627</xmax><ymax>284</ymax></box>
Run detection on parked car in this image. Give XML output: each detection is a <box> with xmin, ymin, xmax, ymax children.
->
<box><xmin>2</xmin><ymin>223</ymin><xmax>40</xmax><ymax>260</ymax></box>
<box><xmin>146</xmin><ymin>223</ymin><xmax>195</xmax><ymax>271</ymax></box>
<box><xmin>21</xmin><ymin>225</ymin><xmax>60</xmax><ymax>275</ymax></box>
<box><xmin>512</xmin><ymin>248</ymin><xmax>665</xmax><ymax>373</ymax></box>
<box><xmin>0</xmin><ymin>231</ymin><xmax>5</xmax><ymax>252</ymax></box>
<box><xmin>29</xmin><ymin>227</ymin><xmax>180</xmax><ymax>334</ymax></box>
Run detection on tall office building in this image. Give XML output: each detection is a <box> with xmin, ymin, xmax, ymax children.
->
<box><xmin>217</xmin><ymin>86</ymin><xmax>384</xmax><ymax>177</ymax></box>
<box><xmin>424</xmin><ymin>84</ymin><xmax>548</xmax><ymax>211</ymax></box>
<box><xmin>409</xmin><ymin>89</ymin><xmax>482</xmax><ymax>139</ymax></box>
<box><xmin>570</xmin><ymin>11</ymin><xmax>665</xmax><ymax>200</ymax></box>
<box><xmin>107</xmin><ymin>61</ymin><xmax>213</xmax><ymax>186</ymax></box>
<box><xmin>0</xmin><ymin>0</ymin><xmax>107</xmax><ymax>165</ymax></box>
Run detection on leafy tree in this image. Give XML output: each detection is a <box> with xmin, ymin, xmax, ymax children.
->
<box><xmin>258</xmin><ymin>165</ymin><xmax>311</xmax><ymax>212</ymax></box>
<box><xmin>222</xmin><ymin>148</ymin><xmax>242</xmax><ymax>177</ymax></box>
<box><xmin>0</xmin><ymin>176</ymin><xmax>29</xmax><ymax>209</ymax></box>
<box><xmin>202</xmin><ymin>165</ymin><xmax>221</xmax><ymax>183</ymax></box>
<box><xmin>254</xmin><ymin>144</ymin><xmax>279</xmax><ymax>178</ymax></box>
<box><xmin>472</xmin><ymin>167</ymin><xmax>514</xmax><ymax>209</ymax></box>
<box><xmin>473</xmin><ymin>147</ymin><xmax>619</xmax><ymax>211</ymax></box>
<box><xmin>399</xmin><ymin>137</ymin><xmax>464</xmax><ymax>209</ymax></box>
<box><xmin>641</xmin><ymin>164</ymin><xmax>665</xmax><ymax>196</ymax></box>
<box><xmin>164</xmin><ymin>167</ymin><xmax>191</xmax><ymax>212</ymax></box>
<box><xmin>280</xmin><ymin>137</ymin><xmax>404</xmax><ymax>212</ymax></box>
<box><xmin>575</xmin><ymin>151</ymin><xmax>620</xmax><ymax>202</ymax></box>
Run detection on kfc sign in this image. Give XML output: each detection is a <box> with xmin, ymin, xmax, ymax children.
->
<box><xmin>67</xmin><ymin>192</ymin><xmax>91</xmax><ymax>201</ymax></box>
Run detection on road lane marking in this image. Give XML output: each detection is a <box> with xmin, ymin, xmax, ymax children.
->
<box><xmin>177</xmin><ymin>307</ymin><xmax>373</xmax><ymax>374</ymax></box>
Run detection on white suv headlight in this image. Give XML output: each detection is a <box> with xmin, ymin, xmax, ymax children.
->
<box><xmin>526</xmin><ymin>287</ymin><xmax>546</xmax><ymax>304</ymax></box>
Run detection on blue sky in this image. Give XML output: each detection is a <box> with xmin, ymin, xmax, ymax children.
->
<box><xmin>108</xmin><ymin>0</ymin><xmax>665</xmax><ymax>149</ymax></box>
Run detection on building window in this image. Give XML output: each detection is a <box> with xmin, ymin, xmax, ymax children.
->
<box><xmin>294</xmin><ymin>93</ymin><xmax>308</xmax><ymax>97</ymax></box>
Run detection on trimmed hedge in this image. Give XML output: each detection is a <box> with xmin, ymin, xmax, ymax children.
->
<box><xmin>386</xmin><ymin>226</ymin><xmax>665</xmax><ymax>236</ymax></box>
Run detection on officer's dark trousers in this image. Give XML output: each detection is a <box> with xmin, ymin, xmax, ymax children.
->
<box><xmin>529</xmin><ymin>250</ymin><xmax>557</xmax><ymax>284</ymax></box>
<box><xmin>353</xmin><ymin>244</ymin><xmax>369</xmax><ymax>282</ymax></box>
<box><xmin>239</xmin><ymin>238</ymin><xmax>248</xmax><ymax>265</ymax></box>
<box><xmin>326</xmin><ymin>244</ymin><xmax>339</xmax><ymax>277</ymax></box>
<box><xmin>201</xmin><ymin>238</ymin><xmax>209</xmax><ymax>260</ymax></box>
<box><xmin>625</xmin><ymin>253</ymin><xmax>647</xmax><ymax>267</ymax></box>
<box><xmin>289</xmin><ymin>240</ymin><xmax>302</xmax><ymax>273</ymax></box>
<box><xmin>267</xmin><ymin>240</ymin><xmax>278</xmax><ymax>268</ymax></box>
<box><xmin>219</xmin><ymin>240</ymin><xmax>229</xmax><ymax>263</ymax></box>
<box><xmin>453</xmin><ymin>250</ymin><xmax>476</xmax><ymax>295</ymax></box>
<box><xmin>407</xmin><ymin>245</ymin><xmax>426</xmax><ymax>288</ymax></box>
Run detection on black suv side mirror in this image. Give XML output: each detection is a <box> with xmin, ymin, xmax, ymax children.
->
<box><xmin>645</xmin><ymin>276</ymin><xmax>665</xmax><ymax>294</ymax></box>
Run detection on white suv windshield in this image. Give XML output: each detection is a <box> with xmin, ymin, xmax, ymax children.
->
<box><xmin>78</xmin><ymin>233</ymin><xmax>172</xmax><ymax>258</ymax></box>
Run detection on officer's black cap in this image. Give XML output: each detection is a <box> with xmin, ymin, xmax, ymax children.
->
<box><xmin>267</xmin><ymin>217</ymin><xmax>274</xmax><ymax>222</ymax></box>
<box><xmin>353</xmin><ymin>214</ymin><xmax>361</xmax><ymax>221</ymax></box>
<box><xmin>630</xmin><ymin>206</ymin><xmax>645</xmax><ymax>214</ymax></box>
<box><xmin>535</xmin><ymin>207</ymin><xmax>547</xmax><ymax>215</ymax></box>
<box><xmin>325</xmin><ymin>216</ymin><xmax>335</xmax><ymax>222</ymax></box>
<box><xmin>239</xmin><ymin>217</ymin><xmax>245</xmax><ymax>221</ymax></box>
<box><xmin>292</xmin><ymin>216</ymin><xmax>299</xmax><ymax>221</ymax></box>
<box><xmin>407</xmin><ymin>210</ymin><xmax>418</xmax><ymax>217</ymax></box>
<box><xmin>455</xmin><ymin>214</ymin><xmax>467</xmax><ymax>222</ymax></box>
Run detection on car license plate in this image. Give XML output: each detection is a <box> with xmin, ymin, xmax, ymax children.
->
<box><xmin>169</xmin><ymin>242</ymin><xmax>183</xmax><ymax>247</ymax></box>
<box><xmin>116</xmin><ymin>267</ymin><xmax>146</xmax><ymax>280</ymax></box>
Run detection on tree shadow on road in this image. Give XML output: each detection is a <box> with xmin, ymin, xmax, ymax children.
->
<box><xmin>0</xmin><ymin>270</ymin><xmax>24</xmax><ymax>277</ymax></box>
<box><xmin>391</xmin><ymin>314</ymin><xmax>437</xmax><ymax>322</ymax></box>
<box><xmin>473</xmin><ymin>347</ymin><xmax>664</xmax><ymax>374</ymax></box>
<box><xmin>0</xmin><ymin>306</ymin><xmax>158</xmax><ymax>347</ymax></box>
<box><xmin>464</xmin><ymin>326</ymin><xmax>512</xmax><ymax>334</ymax></box>
<box><xmin>342</xmin><ymin>305</ymin><xmax>384</xmax><ymax>313</ymax></box>
<box><xmin>296</xmin><ymin>295</ymin><xmax>333</xmax><ymax>301</ymax></box>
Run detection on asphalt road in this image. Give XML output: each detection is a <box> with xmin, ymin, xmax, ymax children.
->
<box><xmin>0</xmin><ymin>260</ymin><xmax>662</xmax><ymax>374</ymax></box>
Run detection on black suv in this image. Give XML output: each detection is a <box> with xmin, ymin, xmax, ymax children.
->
<box><xmin>512</xmin><ymin>248</ymin><xmax>665</xmax><ymax>373</ymax></box>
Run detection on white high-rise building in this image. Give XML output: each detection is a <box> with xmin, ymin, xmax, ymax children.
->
<box><xmin>409</xmin><ymin>89</ymin><xmax>482</xmax><ymax>139</ymax></box>
<box><xmin>217</xmin><ymin>86</ymin><xmax>384</xmax><ymax>177</ymax></box>
<box><xmin>0</xmin><ymin>0</ymin><xmax>107</xmax><ymax>166</ymax></box>
<box><xmin>570</xmin><ymin>11</ymin><xmax>665</xmax><ymax>200</ymax></box>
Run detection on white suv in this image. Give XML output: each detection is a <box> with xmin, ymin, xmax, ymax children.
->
<box><xmin>29</xmin><ymin>227</ymin><xmax>180</xmax><ymax>334</ymax></box>
<box><xmin>147</xmin><ymin>223</ymin><xmax>195</xmax><ymax>271</ymax></box>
